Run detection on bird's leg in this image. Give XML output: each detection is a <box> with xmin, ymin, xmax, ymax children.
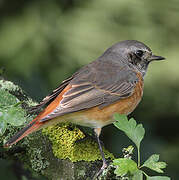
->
<box><xmin>94</xmin><ymin>128</ymin><xmax>108</xmax><ymax>178</ymax></box>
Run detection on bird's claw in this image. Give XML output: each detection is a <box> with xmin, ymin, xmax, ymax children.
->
<box><xmin>93</xmin><ymin>161</ymin><xmax>108</xmax><ymax>180</ymax></box>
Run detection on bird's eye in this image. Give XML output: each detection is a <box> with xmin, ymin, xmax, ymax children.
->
<box><xmin>136</xmin><ymin>50</ymin><xmax>143</xmax><ymax>57</ymax></box>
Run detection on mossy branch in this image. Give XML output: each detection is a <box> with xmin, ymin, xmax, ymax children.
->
<box><xmin>0</xmin><ymin>79</ymin><xmax>114</xmax><ymax>180</ymax></box>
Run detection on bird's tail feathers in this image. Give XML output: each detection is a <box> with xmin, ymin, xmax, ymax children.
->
<box><xmin>4</xmin><ymin>118</ymin><xmax>41</xmax><ymax>147</ymax></box>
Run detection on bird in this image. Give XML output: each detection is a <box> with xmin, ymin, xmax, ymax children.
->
<box><xmin>4</xmin><ymin>40</ymin><xmax>165</xmax><ymax>175</ymax></box>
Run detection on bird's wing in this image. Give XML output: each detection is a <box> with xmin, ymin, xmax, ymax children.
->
<box><xmin>29</xmin><ymin>76</ymin><xmax>73</xmax><ymax>112</ymax></box>
<box><xmin>40</xmin><ymin>59</ymin><xmax>140</xmax><ymax>122</ymax></box>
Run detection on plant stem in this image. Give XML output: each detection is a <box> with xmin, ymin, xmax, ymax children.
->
<box><xmin>142</xmin><ymin>171</ymin><xmax>149</xmax><ymax>178</ymax></box>
<box><xmin>14</xmin><ymin>101</ymin><xmax>23</xmax><ymax>107</ymax></box>
<box><xmin>137</xmin><ymin>146</ymin><xmax>140</xmax><ymax>167</ymax></box>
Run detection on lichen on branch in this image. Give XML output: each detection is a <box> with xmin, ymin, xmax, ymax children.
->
<box><xmin>43</xmin><ymin>123</ymin><xmax>114</xmax><ymax>162</ymax></box>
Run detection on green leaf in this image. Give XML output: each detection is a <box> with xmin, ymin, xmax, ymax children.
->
<box><xmin>113</xmin><ymin>158</ymin><xmax>138</xmax><ymax>176</ymax></box>
<box><xmin>0</xmin><ymin>89</ymin><xmax>18</xmax><ymax>107</ymax></box>
<box><xmin>6</xmin><ymin>106</ymin><xmax>26</xmax><ymax>126</ymax></box>
<box><xmin>0</xmin><ymin>117</ymin><xmax>7</xmax><ymax>135</ymax></box>
<box><xmin>132</xmin><ymin>170</ymin><xmax>143</xmax><ymax>180</ymax></box>
<box><xmin>113</xmin><ymin>113</ymin><xmax>145</xmax><ymax>149</ymax></box>
<box><xmin>147</xmin><ymin>176</ymin><xmax>171</xmax><ymax>180</ymax></box>
<box><xmin>0</xmin><ymin>89</ymin><xmax>26</xmax><ymax>127</ymax></box>
<box><xmin>0</xmin><ymin>109</ymin><xmax>8</xmax><ymax>135</ymax></box>
<box><xmin>143</xmin><ymin>154</ymin><xmax>167</xmax><ymax>173</ymax></box>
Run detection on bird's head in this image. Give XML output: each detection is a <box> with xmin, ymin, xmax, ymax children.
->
<box><xmin>104</xmin><ymin>40</ymin><xmax>165</xmax><ymax>76</ymax></box>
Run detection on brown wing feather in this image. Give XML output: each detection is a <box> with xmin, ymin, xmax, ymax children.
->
<box><xmin>29</xmin><ymin>76</ymin><xmax>73</xmax><ymax>113</ymax></box>
<box><xmin>40</xmin><ymin>59</ymin><xmax>141</xmax><ymax>122</ymax></box>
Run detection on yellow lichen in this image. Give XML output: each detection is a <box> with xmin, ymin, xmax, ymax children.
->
<box><xmin>42</xmin><ymin>123</ymin><xmax>114</xmax><ymax>162</ymax></box>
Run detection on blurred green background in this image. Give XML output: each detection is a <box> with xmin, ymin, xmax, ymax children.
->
<box><xmin>0</xmin><ymin>0</ymin><xmax>179</xmax><ymax>179</ymax></box>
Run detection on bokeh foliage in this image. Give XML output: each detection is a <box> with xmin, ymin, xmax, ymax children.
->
<box><xmin>0</xmin><ymin>0</ymin><xmax>179</xmax><ymax>179</ymax></box>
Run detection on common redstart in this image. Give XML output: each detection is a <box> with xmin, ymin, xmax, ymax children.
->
<box><xmin>4</xmin><ymin>40</ymin><xmax>165</xmax><ymax>174</ymax></box>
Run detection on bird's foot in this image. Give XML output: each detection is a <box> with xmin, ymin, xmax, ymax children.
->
<box><xmin>93</xmin><ymin>161</ymin><xmax>108</xmax><ymax>180</ymax></box>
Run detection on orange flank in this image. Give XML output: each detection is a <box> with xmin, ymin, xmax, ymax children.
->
<box><xmin>71</xmin><ymin>75</ymin><xmax>143</xmax><ymax>127</ymax></box>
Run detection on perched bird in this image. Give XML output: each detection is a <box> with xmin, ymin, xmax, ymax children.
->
<box><xmin>4</xmin><ymin>40</ymin><xmax>165</xmax><ymax>174</ymax></box>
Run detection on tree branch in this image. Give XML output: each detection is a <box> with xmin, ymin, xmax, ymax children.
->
<box><xmin>0</xmin><ymin>79</ymin><xmax>114</xmax><ymax>179</ymax></box>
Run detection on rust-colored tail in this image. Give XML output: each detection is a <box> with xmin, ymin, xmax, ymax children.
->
<box><xmin>4</xmin><ymin>85</ymin><xmax>71</xmax><ymax>148</ymax></box>
<box><xmin>4</xmin><ymin>119</ymin><xmax>42</xmax><ymax>147</ymax></box>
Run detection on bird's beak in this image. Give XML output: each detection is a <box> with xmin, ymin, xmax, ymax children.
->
<box><xmin>148</xmin><ymin>54</ymin><xmax>165</xmax><ymax>61</ymax></box>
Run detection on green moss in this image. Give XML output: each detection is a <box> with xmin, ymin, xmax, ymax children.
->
<box><xmin>25</xmin><ymin>98</ymin><xmax>38</xmax><ymax>107</ymax></box>
<box><xmin>28</xmin><ymin>147</ymin><xmax>50</xmax><ymax>172</ymax></box>
<box><xmin>42</xmin><ymin>123</ymin><xmax>114</xmax><ymax>162</ymax></box>
<box><xmin>16</xmin><ymin>131</ymin><xmax>50</xmax><ymax>175</ymax></box>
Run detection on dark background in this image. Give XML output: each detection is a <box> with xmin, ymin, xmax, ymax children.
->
<box><xmin>0</xmin><ymin>0</ymin><xmax>179</xmax><ymax>179</ymax></box>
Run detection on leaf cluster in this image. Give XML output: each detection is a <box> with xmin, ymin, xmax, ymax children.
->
<box><xmin>112</xmin><ymin>114</ymin><xmax>170</xmax><ymax>180</ymax></box>
<box><xmin>0</xmin><ymin>89</ymin><xmax>27</xmax><ymax>135</ymax></box>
